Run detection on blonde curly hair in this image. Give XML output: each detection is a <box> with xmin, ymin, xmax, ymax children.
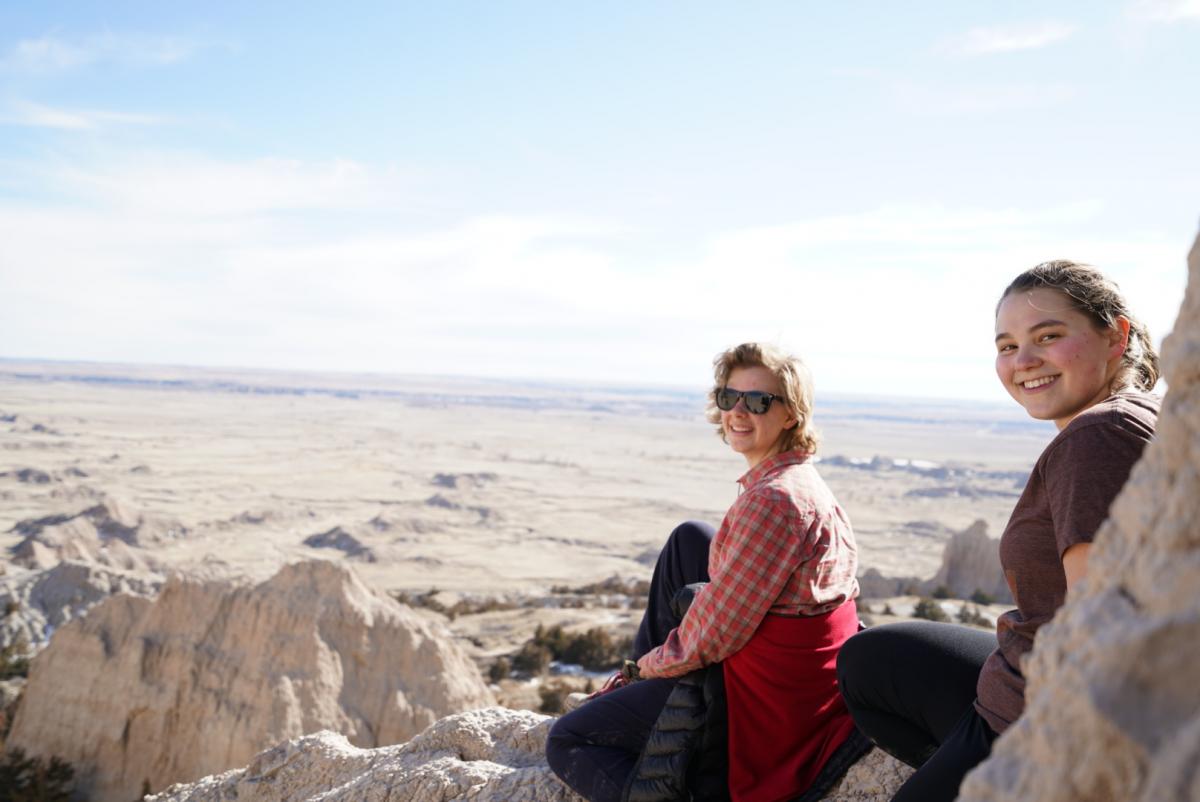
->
<box><xmin>706</xmin><ymin>342</ymin><xmax>820</xmax><ymax>456</ymax></box>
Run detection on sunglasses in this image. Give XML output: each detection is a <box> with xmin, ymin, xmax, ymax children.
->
<box><xmin>714</xmin><ymin>387</ymin><xmax>778</xmax><ymax>415</ymax></box>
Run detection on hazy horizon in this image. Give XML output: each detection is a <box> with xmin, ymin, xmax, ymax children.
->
<box><xmin>2</xmin><ymin>3</ymin><xmax>1196</xmax><ymax>402</ymax></box>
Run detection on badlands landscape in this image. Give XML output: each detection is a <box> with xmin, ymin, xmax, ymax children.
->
<box><xmin>3</xmin><ymin>226</ymin><xmax>1196</xmax><ymax>802</ymax></box>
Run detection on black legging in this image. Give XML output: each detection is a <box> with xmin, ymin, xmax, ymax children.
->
<box><xmin>836</xmin><ymin>621</ymin><xmax>999</xmax><ymax>802</ymax></box>
<box><xmin>546</xmin><ymin>520</ymin><xmax>714</xmax><ymax>802</ymax></box>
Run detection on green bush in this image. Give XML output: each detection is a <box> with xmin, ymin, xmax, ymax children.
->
<box><xmin>970</xmin><ymin>588</ymin><xmax>995</xmax><ymax>606</ymax></box>
<box><xmin>0</xmin><ymin>748</ymin><xmax>76</xmax><ymax>802</ymax></box>
<box><xmin>957</xmin><ymin>604</ymin><xmax>990</xmax><ymax>627</ymax></box>
<box><xmin>912</xmin><ymin>598</ymin><xmax>949</xmax><ymax>622</ymax></box>
<box><xmin>510</xmin><ymin>625</ymin><xmax>632</xmax><ymax>674</ymax></box>
<box><xmin>0</xmin><ymin>636</ymin><xmax>30</xmax><ymax>680</ymax></box>
<box><xmin>931</xmin><ymin>584</ymin><xmax>953</xmax><ymax>599</ymax></box>
<box><xmin>511</xmin><ymin>642</ymin><xmax>552</xmax><ymax>675</ymax></box>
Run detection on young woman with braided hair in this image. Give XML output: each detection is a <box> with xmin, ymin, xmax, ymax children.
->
<box><xmin>837</xmin><ymin>261</ymin><xmax>1161</xmax><ymax>802</ymax></box>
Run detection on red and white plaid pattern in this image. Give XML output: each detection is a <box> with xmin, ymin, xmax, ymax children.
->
<box><xmin>638</xmin><ymin>451</ymin><xmax>859</xmax><ymax>679</ymax></box>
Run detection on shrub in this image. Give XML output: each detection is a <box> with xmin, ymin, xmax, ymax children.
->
<box><xmin>957</xmin><ymin>604</ymin><xmax>990</xmax><ymax>627</ymax></box>
<box><xmin>538</xmin><ymin>684</ymin><xmax>568</xmax><ymax>714</ymax></box>
<box><xmin>931</xmin><ymin>584</ymin><xmax>953</xmax><ymax>599</ymax></box>
<box><xmin>488</xmin><ymin>657</ymin><xmax>511</xmax><ymax>683</ymax></box>
<box><xmin>912</xmin><ymin>598</ymin><xmax>949</xmax><ymax>622</ymax></box>
<box><xmin>511</xmin><ymin>625</ymin><xmax>631</xmax><ymax>674</ymax></box>
<box><xmin>0</xmin><ymin>636</ymin><xmax>30</xmax><ymax>680</ymax></box>
<box><xmin>881</xmin><ymin>603</ymin><xmax>895</xmax><ymax>616</ymax></box>
<box><xmin>511</xmin><ymin>642</ymin><xmax>552</xmax><ymax>675</ymax></box>
<box><xmin>0</xmin><ymin>748</ymin><xmax>76</xmax><ymax>802</ymax></box>
<box><xmin>970</xmin><ymin>588</ymin><xmax>995</xmax><ymax>606</ymax></box>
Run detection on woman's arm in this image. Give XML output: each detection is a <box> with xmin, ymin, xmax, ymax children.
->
<box><xmin>1062</xmin><ymin>542</ymin><xmax>1091</xmax><ymax>591</ymax></box>
<box><xmin>637</xmin><ymin>488</ymin><xmax>816</xmax><ymax>679</ymax></box>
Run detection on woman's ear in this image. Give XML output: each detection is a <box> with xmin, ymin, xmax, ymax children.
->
<box><xmin>1109</xmin><ymin>316</ymin><xmax>1132</xmax><ymax>360</ymax></box>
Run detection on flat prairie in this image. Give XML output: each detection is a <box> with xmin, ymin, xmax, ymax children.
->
<box><xmin>0</xmin><ymin>358</ymin><xmax>1050</xmax><ymax>597</ymax></box>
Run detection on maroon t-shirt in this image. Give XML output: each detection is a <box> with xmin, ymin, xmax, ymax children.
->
<box><xmin>975</xmin><ymin>392</ymin><xmax>1159</xmax><ymax>733</ymax></box>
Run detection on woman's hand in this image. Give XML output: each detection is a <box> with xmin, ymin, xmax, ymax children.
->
<box><xmin>585</xmin><ymin>660</ymin><xmax>642</xmax><ymax>700</ymax></box>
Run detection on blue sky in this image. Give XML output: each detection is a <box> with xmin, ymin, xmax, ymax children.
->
<box><xmin>1</xmin><ymin>1</ymin><xmax>1197</xmax><ymax>401</ymax></box>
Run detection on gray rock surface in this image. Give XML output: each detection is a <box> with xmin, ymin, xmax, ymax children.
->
<box><xmin>6</xmin><ymin>560</ymin><xmax>494</xmax><ymax>802</ymax></box>
<box><xmin>958</xmin><ymin>229</ymin><xmax>1200</xmax><ymax>800</ymax></box>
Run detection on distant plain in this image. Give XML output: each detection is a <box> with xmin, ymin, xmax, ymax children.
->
<box><xmin>0</xmin><ymin>358</ymin><xmax>1050</xmax><ymax>596</ymax></box>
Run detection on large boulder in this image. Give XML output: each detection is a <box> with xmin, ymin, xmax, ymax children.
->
<box><xmin>6</xmin><ymin>560</ymin><xmax>494</xmax><ymax>802</ymax></box>
<box><xmin>958</xmin><ymin>230</ymin><xmax>1200</xmax><ymax>801</ymax></box>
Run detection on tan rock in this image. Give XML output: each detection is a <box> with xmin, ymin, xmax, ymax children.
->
<box><xmin>958</xmin><ymin>230</ymin><xmax>1200</xmax><ymax>801</ymax></box>
<box><xmin>148</xmin><ymin>709</ymin><xmax>579</xmax><ymax>802</ymax></box>
<box><xmin>927</xmin><ymin>520</ymin><xmax>1010</xmax><ymax>603</ymax></box>
<box><xmin>6</xmin><ymin>560</ymin><xmax>494</xmax><ymax>802</ymax></box>
<box><xmin>0</xmin><ymin>560</ymin><xmax>162</xmax><ymax>652</ymax></box>
<box><xmin>146</xmin><ymin>706</ymin><xmax>912</xmax><ymax>802</ymax></box>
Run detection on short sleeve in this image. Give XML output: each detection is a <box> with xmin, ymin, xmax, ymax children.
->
<box><xmin>1042</xmin><ymin>422</ymin><xmax>1147</xmax><ymax>558</ymax></box>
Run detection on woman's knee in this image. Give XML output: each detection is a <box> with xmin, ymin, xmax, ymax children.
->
<box><xmin>667</xmin><ymin>520</ymin><xmax>715</xmax><ymax>553</ymax></box>
<box><xmin>545</xmin><ymin>711</ymin><xmax>580</xmax><ymax>776</ymax></box>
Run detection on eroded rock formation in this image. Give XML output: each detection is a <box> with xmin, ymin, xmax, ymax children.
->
<box><xmin>958</xmin><ymin>230</ymin><xmax>1200</xmax><ymax>800</ymax></box>
<box><xmin>6</xmin><ymin>560</ymin><xmax>494</xmax><ymax>802</ymax></box>
<box><xmin>0</xmin><ymin>560</ymin><xmax>162</xmax><ymax>650</ymax></box>
<box><xmin>7</xmin><ymin>497</ymin><xmax>179</xmax><ymax>570</ymax></box>
<box><xmin>927</xmin><ymin>520</ymin><xmax>1010</xmax><ymax>603</ymax></box>
<box><xmin>857</xmin><ymin>519</ymin><xmax>1010</xmax><ymax>603</ymax></box>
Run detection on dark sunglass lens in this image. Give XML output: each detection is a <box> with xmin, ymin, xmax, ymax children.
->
<box><xmin>745</xmin><ymin>392</ymin><xmax>772</xmax><ymax>414</ymax></box>
<box><xmin>715</xmin><ymin>388</ymin><xmax>737</xmax><ymax>410</ymax></box>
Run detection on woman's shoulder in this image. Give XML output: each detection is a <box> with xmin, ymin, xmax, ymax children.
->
<box><xmin>751</xmin><ymin>454</ymin><xmax>837</xmax><ymax>515</ymax></box>
<box><xmin>1040</xmin><ymin>391</ymin><xmax>1160</xmax><ymax>469</ymax></box>
<box><xmin>1060</xmin><ymin>391</ymin><xmax>1159</xmax><ymax>441</ymax></box>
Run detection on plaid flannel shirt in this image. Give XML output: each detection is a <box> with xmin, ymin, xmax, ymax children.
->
<box><xmin>637</xmin><ymin>450</ymin><xmax>859</xmax><ymax>679</ymax></box>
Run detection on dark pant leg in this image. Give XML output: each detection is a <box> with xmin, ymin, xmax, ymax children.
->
<box><xmin>546</xmin><ymin>677</ymin><xmax>677</xmax><ymax>802</ymax></box>
<box><xmin>891</xmin><ymin>705</ymin><xmax>998</xmax><ymax>802</ymax></box>
<box><xmin>836</xmin><ymin>621</ymin><xmax>996</xmax><ymax>767</ymax></box>
<box><xmin>633</xmin><ymin>520</ymin><xmax>715</xmax><ymax>658</ymax></box>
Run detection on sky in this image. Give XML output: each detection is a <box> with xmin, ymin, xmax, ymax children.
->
<box><xmin>0</xmin><ymin>1</ymin><xmax>1197</xmax><ymax>402</ymax></box>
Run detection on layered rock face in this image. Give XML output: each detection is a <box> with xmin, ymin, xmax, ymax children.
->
<box><xmin>959</xmin><ymin>231</ymin><xmax>1200</xmax><ymax>800</ymax></box>
<box><xmin>6</xmin><ymin>560</ymin><xmax>494</xmax><ymax>802</ymax></box>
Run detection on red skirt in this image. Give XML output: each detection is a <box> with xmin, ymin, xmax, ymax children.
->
<box><xmin>723</xmin><ymin>600</ymin><xmax>859</xmax><ymax>802</ymax></box>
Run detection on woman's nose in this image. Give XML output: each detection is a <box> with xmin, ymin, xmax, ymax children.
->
<box><xmin>1014</xmin><ymin>344</ymin><xmax>1041</xmax><ymax>369</ymax></box>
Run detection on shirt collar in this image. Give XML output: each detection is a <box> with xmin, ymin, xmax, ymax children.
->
<box><xmin>737</xmin><ymin>449</ymin><xmax>810</xmax><ymax>490</ymax></box>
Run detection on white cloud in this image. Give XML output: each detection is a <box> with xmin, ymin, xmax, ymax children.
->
<box><xmin>1129</xmin><ymin>0</ymin><xmax>1200</xmax><ymax>21</ymax></box>
<box><xmin>0</xmin><ymin>151</ymin><xmax>1188</xmax><ymax>401</ymax></box>
<box><xmin>1</xmin><ymin>99</ymin><xmax>164</xmax><ymax>130</ymax></box>
<box><xmin>2</xmin><ymin>33</ymin><xmax>207</xmax><ymax>74</ymax></box>
<box><xmin>946</xmin><ymin>21</ymin><xmax>1078</xmax><ymax>56</ymax></box>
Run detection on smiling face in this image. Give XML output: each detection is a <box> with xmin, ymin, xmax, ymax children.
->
<box><xmin>995</xmin><ymin>287</ymin><xmax>1129</xmax><ymax>430</ymax></box>
<box><xmin>721</xmin><ymin>365</ymin><xmax>797</xmax><ymax>468</ymax></box>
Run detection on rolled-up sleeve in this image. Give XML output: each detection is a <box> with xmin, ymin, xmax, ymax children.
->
<box><xmin>638</xmin><ymin>488</ymin><xmax>816</xmax><ymax>678</ymax></box>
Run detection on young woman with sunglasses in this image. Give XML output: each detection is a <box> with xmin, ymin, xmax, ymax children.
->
<box><xmin>836</xmin><ymin>261</ymin><xmax>1160</xmax><ymax>802</ymax></box>
<box><xmin>547</xmin><ymin>342</ymin><xmax>861</xmax><ymax>802</ymax></box>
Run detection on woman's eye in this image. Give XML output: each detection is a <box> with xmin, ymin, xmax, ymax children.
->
<box><xmin>997</xmin><ymin>343</ymin><xmax>1015</xmax><ymax>354</ymax></box>
<box><xmin>1038</xmin><ymin>333</ymin><xmax>1060</xmax><ymax>343</ymax></box>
